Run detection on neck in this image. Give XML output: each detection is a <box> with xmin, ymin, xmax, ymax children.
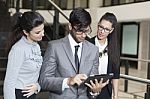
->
<box><xmin>98</xmin><ymin>38</ymin><xmax>106</xmax><ymax>46</ymax></box>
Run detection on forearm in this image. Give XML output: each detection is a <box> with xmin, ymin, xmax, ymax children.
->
<box><xmin>39</xmin><ymin>75</ymin><xmax>64</xmax><ymax>94</ymax></box>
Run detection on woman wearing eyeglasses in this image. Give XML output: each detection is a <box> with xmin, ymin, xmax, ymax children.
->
<box><xmin>88</xmin><ymin>12</ymin><xmax>120</xmax><ymax>99</ymax></box>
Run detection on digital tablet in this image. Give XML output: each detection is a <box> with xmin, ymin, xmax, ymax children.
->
<box><xmin>83</xmin><ymin>74</ymin><xmax>113</xmax><ymax>84</ymax></box>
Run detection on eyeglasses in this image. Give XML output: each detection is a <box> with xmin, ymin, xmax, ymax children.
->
<box><xmin>98</xmin><ymin>25</ymin><xmax>112</xmax><ymax>33</ymax></box>
<box><xmin>73</xmin><ymin>26</ymin><xmax>92</xmax><ymax>35</ymax></box>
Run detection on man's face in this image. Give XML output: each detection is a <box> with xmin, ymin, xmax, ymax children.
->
<box><xmin>69</xmin><ymin>24</ymin><xmax>92</xmax><ymax>43</ymax></box>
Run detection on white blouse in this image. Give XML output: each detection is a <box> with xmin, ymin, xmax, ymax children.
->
<box><xmin>95</xmin><ymin>37</ymin><xmax>108</xmax><ymax>74</ymax></box>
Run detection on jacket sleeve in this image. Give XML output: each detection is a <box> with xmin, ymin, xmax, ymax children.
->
<box><xmin>3</xmin><ymin>47</ymin><xmax>24</xmax><ymax>99</ymax></box>
<box><xmin>39</xmin><ymin>42</ymin><xmax>64</xmax><ymax>94</ymax></box>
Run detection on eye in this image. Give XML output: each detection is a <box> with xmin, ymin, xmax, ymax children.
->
<box><xmin>98</xmin><ymin>25</ymin><xmax>104</xmax><ymax>29</ymax></box>
<box><xmin>35</xmin><ymin>31</ymin><xmax>41</xmax><ymax>34</ymax></box>
<box><xmin>105</xmin><ymin>28</ymin><xmax>111</xmax><ymax>32</ymax></box>
<box><xmin>35</xmin><ymin>29</ymin><xmax>44</xmax><ymax>34</ymax></box>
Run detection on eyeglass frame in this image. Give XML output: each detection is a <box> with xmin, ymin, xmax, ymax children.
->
<box><xmin>97</xmin><ymin>24</ymin><xmax>113</xmax><ymax>33</ymax></box>
<box><xmin>72</xmin><ymin>26</ymin><xmax>92</xmax><ymax>35</ymax></box>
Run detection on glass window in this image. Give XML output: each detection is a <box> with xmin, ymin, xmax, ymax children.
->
<box><xmin>120</xmin><ymin>0</ymin><xmax>134</xmax><ymax>4</ymax></box>
<box><xmin>121</xmin><ymin>23</ymin><xmax>139</xmax><ymax>55</ymax></box>
<box><xmin>60</xmin><ymin>0</ymin><xmax>67</xmax><ymax>9</ymax></box>
<box><xmin>22</xmin><ymin>0</ymin><xmax>32</xmax><ymax>9</ymax></box>
<box><xmin>103</xmin><ymin>0</ymin><xmax>111</xmax><ymax>6</ymax></box>
<box><xmin>80</xmin><ymin>0</ymin><xmax>88</xmax><ymax>8</ymax></box>
<box><xmin>135</xmin><ymin>0</ymin><xmax>146</xmax><ymax>2</ymax></box>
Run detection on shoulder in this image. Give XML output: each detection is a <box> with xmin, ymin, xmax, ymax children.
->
<box><xmin>48</xmin><ymin>38</ymin><xmax>63</xmax><ymax>46</ymax></box>
<box><xmin>11</xmin><ymin>40</ymin><xmax>26</xmax><ymax>52</ymax></box>
<box><xmin>84</xmin><ymin>40</ymin><xmax>98</xmax><ymax>51</ymax></box>
<box><xmin>86</xmin><ymin>36</ymin><xmax>96</xmax><ymax>44</ymax></box>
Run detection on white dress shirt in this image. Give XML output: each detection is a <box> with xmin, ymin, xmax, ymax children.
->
<box><xmin>62</xmin><ymin>34</ymin><xmax>83</xmax><ymax>91</ymax></box>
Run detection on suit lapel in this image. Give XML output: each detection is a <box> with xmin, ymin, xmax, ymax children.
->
<box><xmin>79</xmin><ymin>41</ymin><xmax>88</xmax><ymax>73</ymax></box>
<box><xmin>62</xmin><ymin>36</ymin><xmax>77</xmax><ymax>72</ymax></box>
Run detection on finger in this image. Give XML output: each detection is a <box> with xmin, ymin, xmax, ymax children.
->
<box><xmin>100</xmin><ymin>81</ymin><xmax>108</xmax><ymax>88</ymax></box>
<box><xmin>106</xmin><ymin>79</ymin><xmax>109</xmax><ymax>84</ymax></box>
<box><xmin>23</xmin><ymin>92</ymin><xmax>33</xmax><ymax>98</ymax></box>
<box><xmin>78</xmin><ymin>74</ymin><xmax>87</xmax><ymax>80</ymax></box>
<box><xmin>76</xmin><ymin>80</ymin><xmax>82</xmax><ymax>86</ymax></box>
<box><xmin>102</xmin><ymin>82</ymin><xmax>108</xmax><ymax>87</ymax></box>
<box><xmin>94</xmin><ymin>79</ymin><xmax>99</xmax><ymax>85</ymax></box>
<box><xmin>74</xmin><ymin>75</ymin><xmax>85</xmax><ymax>85</ymax></box>
<box><xmin>85</xmin><ymin>83</ymin><xmax>92</xmax><ymax>89</ymax></box>
<box><xmin>90</xmin><ymin>80</ymin><xmax>95</xmax><ymax>87</ymax></box>
<box><xmin>22</xmin><ymin>90</ymin><xmax>29</xmax><ymax>93</ymax></box>
<box><xmin>99</xmin><ymin>78</ymin><xmax>103</xmax><ymax>83</ymax></box>
<box><xmin>25</xmin><ymin>84</ymin><xmax>34</xmax><ymax>87</ymax></box>
<box><xmin>81</xmin><ymin>74</ymin><xmax>87</xmax><ymax>79</ymax></box>
<box><xmin>23</xmin><ymin>93</ymin><xmax>30</xmax><ymax>97</ymax></box>
<box><xmin>23</xmin><ymin>86</ymin><xmax>32</xmax><ymax>90</ymax></box>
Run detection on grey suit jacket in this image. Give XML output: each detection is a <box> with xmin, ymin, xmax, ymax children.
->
<box><xmin>39</xmin><ymin>36</ymin><xmax>99</xmax><ymax>99</ymax></box>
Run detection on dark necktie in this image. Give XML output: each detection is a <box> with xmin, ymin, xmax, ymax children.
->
<box><xmin>75</xmin><ymin>45</ymin><xmax>80</xmax><ymax>74</ymax></box>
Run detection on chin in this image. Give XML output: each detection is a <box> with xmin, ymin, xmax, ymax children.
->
<box><xmin>38</xmin><ymin>38</ymin><xmax>43</xmax><ymax>41</ymax></box>
<box><xmin>79</xmin><ymin>39</ymin><xmax>85</xmax><ymax>42</ymax></box>
<box><xmin>98</xmin><ymin>36</ymin><xmax>105</xmax><ymax>40</ymax></box>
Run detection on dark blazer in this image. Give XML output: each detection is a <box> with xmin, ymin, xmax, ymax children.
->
<box><xmin>39</xmin><ymin>36</ymin><xmax>99</xmax><ymax>99</ymax></box>
<box><xmin>87</xmin><ymin>36</ymin><xmax>120</xmax><ymax>99</ymax></box>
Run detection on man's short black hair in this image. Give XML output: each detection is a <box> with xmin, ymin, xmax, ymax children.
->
<box><xmin>69</xmin><ymin>8</ymin><xmax>91</xmax><ymax>29</ymax></box>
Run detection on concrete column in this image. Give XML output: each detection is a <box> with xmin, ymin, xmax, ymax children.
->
<box><xmin>75</xmin><ymin>0</ymin><xmax>80</xmax><ymax>8</ymax></box>
<box><xmin>20</xmin><ymin>0</ymin><xmax>22</xmax><ymax>8</ymax></box>
<box><xmin>14</xmin><ymin>0</ymin><xmax>17</xmax><ymax>7</ymax></box>
<box><xmin>67</xmin><ymin>0</ymin><xmax>73</xmax><ymax>9</ymax></box>
<box><xmin>138</xmin><ymin>21</ymin><xmax>150</xmax><ymax>70</ymax></box>
<box><xmin>89</xmin><ymin>0</ymin><xmax>103</xmax><ymax>37</ymax></box>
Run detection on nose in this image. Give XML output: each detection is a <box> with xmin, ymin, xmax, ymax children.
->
<box><xmin>82</xmin><ymin>32</ymin><xmax>86</xmax><ymax>38</ymax></box>
<box><xmin>100</xmin><ymin>29</ymin><xmax>105</xmax><ymax>33</ymax></box>
<box><xmin>41</xmin><ymin>30</ymin><xmax>45</xmax><ymax>37</ymax></box>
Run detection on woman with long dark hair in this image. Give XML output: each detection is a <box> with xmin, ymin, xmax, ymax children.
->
<box><xmin>88</xmin><ymin>12</ymin><xmax>120</xmax><ymax>99</ymax></box>
<box><xmin>4</xmin><ymin>11</ymin><xmax>44</xmax><ymax>99</ymax></box>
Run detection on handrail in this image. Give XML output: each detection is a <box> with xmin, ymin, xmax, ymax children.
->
<box><xmin>0</xmin><ymin>57</ymin><xmax>7</xmax><ymax>60</ymax></box>
<box><xmin>120</xmin><ymin>57</ymin><xmax>150</xmax><ymax>62</ymax></box>
<box><xmin>120</xmin><ymin>74</ymin><xmax>150</xmax><ymax>84</ymax></box>
<box><xmin>48</xmin><ymin>0</ymin><xmax>69</xmax><ymax>21</ymax></box>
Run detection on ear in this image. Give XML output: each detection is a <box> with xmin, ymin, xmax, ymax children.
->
<box><xmin>23</xmin><ymin>30</ymin><xmax>28</xmax><ymax>36</ymax></box>
<box><xmin>68</xmin><ymin>23</ymin><xmax>72</xmax><ymax>30</ymax></box>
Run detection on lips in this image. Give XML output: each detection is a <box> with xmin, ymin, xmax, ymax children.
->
<box><xmin>99</xmin><ymin>34</ymin><xmax>105</xmax><ymax>37</ymax></box>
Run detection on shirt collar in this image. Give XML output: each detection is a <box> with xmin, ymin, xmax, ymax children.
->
<box><xmin>68</xmin><ymin>34</ymin><xmax>82</xmax><ymax>47</ymax></box>
<box><xmin>22</xmin><ymin>36</ymin><xmax>37</xmax><ymax>46</ymax></box>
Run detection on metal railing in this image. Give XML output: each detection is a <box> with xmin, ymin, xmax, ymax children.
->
<box><xmin>120</xmin><ymin>57</ymin><xmax>150</xmax><ymax>99</ymax></box>
<box><xmin>48</xmin><ymin>0</ymin><xmax>69</xmax><ymax>21</ymax></box>
<box><xmin>120</xmin><ymin>74</ymin><xmax>150</xmax><ymax>84</ymax></box>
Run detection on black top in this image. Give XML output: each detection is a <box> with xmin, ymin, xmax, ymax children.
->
<box><xmin>86</xmin><ymin>36</ymin><xmax>120</xmax><ymax>99</ymax></box>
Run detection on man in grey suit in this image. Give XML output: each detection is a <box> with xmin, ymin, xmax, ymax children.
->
<box><xmin>39</xmin><ymin>8</ymin><xmax>108</xmax><ymax>99</ymax></box>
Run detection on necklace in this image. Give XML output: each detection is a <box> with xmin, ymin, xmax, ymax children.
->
<box><xmin>99</xmin><ymin>46</ymin><xmax>108</xmax><ymax>58</ymax></box>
